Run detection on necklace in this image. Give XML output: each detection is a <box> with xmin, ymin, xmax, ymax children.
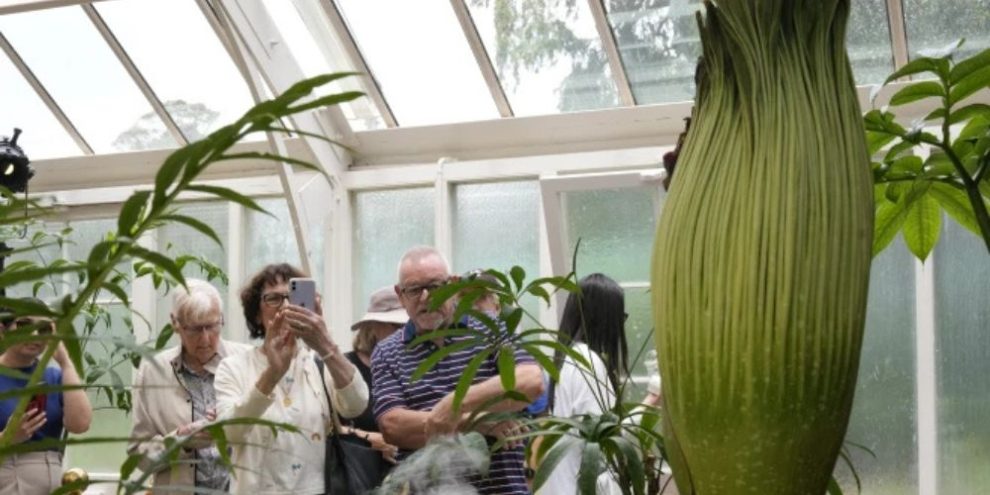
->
<box><xmin>277</xmin><ymin>359</ymin><xmax>301</xmax><ymax>408</ymax></box>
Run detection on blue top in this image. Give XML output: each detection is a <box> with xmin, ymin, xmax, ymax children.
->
<box><xmin>0</xmin><ymin>363</ymin><xmax>65</xmax><ymax>446</ymax></box>
<box><xmin>372</xmin><ymin>316</ymin><xmax>534</xmax><ymax>495</ymax></box>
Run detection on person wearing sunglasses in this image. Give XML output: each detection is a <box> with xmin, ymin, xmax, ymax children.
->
<box><xmin>214</xmin><ymin>263</ymin><xmax>367</xmax><ymax>494</ymax></box>
<box><xmin>128</xmin><ymin>279</ymin><xmax>250</xmax><ymax>494</ymax></box>
<box><xmin>0</xmin><ymin>298</ymin><xmax>92</xmax><ymax>495</ymax></box>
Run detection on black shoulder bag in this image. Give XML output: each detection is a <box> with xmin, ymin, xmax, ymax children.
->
<box><xmin>316</xmin><ymin>358</ymin><xmax>391</xmax><ymax>495</ymax></box>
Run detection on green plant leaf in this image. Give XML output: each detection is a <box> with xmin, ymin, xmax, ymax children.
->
<box><xmin>930</xmin><ymin>182</ymin><xmax>982</xmax><ymax>236</ymax></box>
<box><xmin>532</xmin><ymin>436</ymin><xmax>578</xmax><ymax>492</ymax></box>
<box><xmin>184</xmin><ymin>185</ymin><xmax>268</xmax><ymax>214</ymax></box>
<box><xmin>883</xmin><ymin>140</ymin><xmax>917</xmax><ymax>163</ymax></box>
<box><xmin>889</xmin><ymin>155</ymin><xmax>923</xmax><ymax>175</ymax></box>
<box><xmin>497</xmin><ymin>347</ymin><xmax>516</xmax><ymax>392</ymax></box>
<box><xmin>923</xmin><ymin>152</ymin><xmax>957</xmax><ymax>178</ymax></box>
<box><xmin>452</xmin><ymin>349</ymin><xmax>493</xmax><ymax>412</ymax></box>
<box><xmin>520</xmin><ymin>342</ymin><xmax>559</xmax><ymax>382</ymax></box>
<box><xmin>950</xmin><ymin>48</ymin><xmax>990</xmax><ymax>83</ymax></box>
<box><xmin>509</xmin><ymin>266</ymin><xmax>526</xmax><ymax>292</ymax></box>
<box><xmin>883</xmin><ymin>57</ymin><xmax>942</xmax><ymax>85</ymax></box>
<box><xmin>409</xmin><ymin>340</ymin><xmax>478</xmax><ymax>382</ymax></box>
<box><xmin>130</xmin><ymin>246</ymin><xmax>186</xmax><ymax>288</ymax></box>
<box><xmin>873</xmin><ymin>198</ymin><xmax>911</xmax><ymax>256</ymax></box>
<box><xmin>604</xmin><ymin>436</ymin><xmax>646</xmax><ymax>495</ymax></box>
<box><xmin>949</xmin><ymin>64</ymin><xmax>990</xmax><ymax>106</ymax></box>
<box><xmin>158</xmin><ymin>214</ymin><xmax>223</xmax><ymax>247</ymax></box>
<box><xmin>866</xmin><ymin>131</ymin><xmax>897</xmax><ymax>156</ymax></box>
<box><xmin>947</xmin><ymin>103</ymin><xmax>990</xmax><ymax>125</ymax></box>
<box><xmin>285</xmin><ymin>91</ymin><xmax>364</xmax><ymax>115</ymax></box>
<box><xmin>99</xmin><ymin>281</ymin><xmax>130</xmax><ymax>306</ymax></box>
<box><xmin>155</xmin><ymin>324</ymin><xmax>174</xmax><ymax>351</ymax></box>
<box><xmin>578</xmin><ymin>441</ymin><xmax>604</xmax><ymax>495</ymax></box>
<box><xmin>902</xmin><ymin>193</ymin><xmax>942</xmax><ymax>261</ymax></box>
<box><xmin>888</xmin><ymin>81</ymin><xmax>945</xmax><ymax>106</ymax></box>
<box><xmin>117</xmin><ymin>190</ymin><xmax>151</xmax><ymax>237</ymax></box>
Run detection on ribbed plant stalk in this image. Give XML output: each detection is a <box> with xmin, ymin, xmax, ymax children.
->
<box><xmin>650</xmin><ymin>1</ymin><xmax>873</xmax><ymax>494</ymax></box>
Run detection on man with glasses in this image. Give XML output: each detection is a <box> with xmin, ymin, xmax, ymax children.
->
<box><xmin>129</xmin><ymin>279</ymin><xmax>250</xmax><ymax>494</ymax></box>
<box><xmin>372</xmin><ymin>246</ymin><xmax>545</xmax><ymax>494</ymax></box>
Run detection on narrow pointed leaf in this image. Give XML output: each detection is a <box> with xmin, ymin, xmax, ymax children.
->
<box><xmin>888</xmin><ymin>81</ymin><xmax>945</xmax><ymax>106</ymax></box>
<box><xmin>158</xmin><ymin>214</ymin><xmax>223</xmax><ymax>247</ymax></box>
<box><xmin>930</xmin><ymin>183</ymin><xmax>981</xmax><ymax>236</ymax></box>
<box><xmin>949</xmin><ymin>65</ymin><xmax>990</xmax><ymax>105</ymax></box>
<box><xmin>497</xmin><ymin>347</ymin><xmax>516</xmax><ymax>392</ymax></box>
<box><xmin>185</xmin><ymin>185</ymin><xmax>268</xmax><ymax>214</ymax></box>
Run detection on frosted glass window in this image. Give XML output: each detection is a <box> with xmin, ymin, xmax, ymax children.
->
<box><xmin>336</xmin><ymin>0</ymin><xmax>498</xmax><ymax>126</ymax></box>
<box><xmin>65</xmin><ymin>218</ymin><xmax>131</xmax><ymax>300</ymax></box>
<box><xmin>935</xmin><ymin>219</ymin><xmax>990</xmax><ymax>494</ymax></box>
<box><xmin>2</xmin><ymin>223</ymin><xmax>65</xmax><ymax>300</ymax></box>
<box><xmin>904</xmin><ymin>0</ymin><xmax>990</xmax><ymax>63</ymax></box>
<box><xmin>95</xmin><ymin>0</ymin><xmax>257</xmax><ymax>143</ymax></box>
<box><xmin>260</xmin><ymin>0</ymin><xmax>385</xmax><ymax>131</ymax></box>
<box><xmin>847</xmin><ymin>0</ymin><xmax>895</xmax><ymax>84</ymax></box>
<box><xmin>467</xmin><ymin>0</ymin><xmax>619</xmax><ymax>115</ymax></box>
<box><xmin>605</xmin><ymin>0</ymin><xmax>702</xmax><ymax>104</ymax></box>
<box><xmin>0</xmin><ymin>7</ymin><xmax>171</xmax><ymax>153</ymax></box>
<box><xmin>65</xmin><ymin>303</ymin><xmax>132</xmax><ymax>474</ymax></box>
<box><xmin>352</xmin><ymin>188</ymin><xmax>434</xmax><ymax>319</ymax></box>
<box><xmin>452</xmin><ymin>181</ymin><xmax>540</xmax><ymax>318</ymax></box>
<box><xmin>562</xmin><ymin>187</ymin><xmax>660</xmax><ymax>282</ymax></box>
<box><xmin>834</xmin><ymin>239</ymin><xmax>918</xmax><ymax>494</ymax></box>
<box><xmin>245</xmin><ymin>197</ymin><xmax>327</xmax><ymax>293</ymax></box>
<box><xmin>0</xmin><ymin>52</ymin><xmax>81</xmax><ymax>159</ymax></box>
<box><xmin>154</xmin><ymin>202</ymin><xmax>229</xmax><ymax>336</ymax></box>
<box><xmin>623</xmin><ymin>286</ymin><xmax>653</xmax><ymax>379</ymax></box>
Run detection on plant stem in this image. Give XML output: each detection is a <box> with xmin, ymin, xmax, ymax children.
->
<box><xmin>940</xmin><ymin>142</ymin><xmax>990</xmax><ymax>253</ymax></box>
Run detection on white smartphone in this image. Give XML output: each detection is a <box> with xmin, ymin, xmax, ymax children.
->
<box><xmin>289</xmin><ymin>277</ymin><xmax>317</xmax><ymax>311</ymax></box>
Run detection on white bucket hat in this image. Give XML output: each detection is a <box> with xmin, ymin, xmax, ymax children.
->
<box><xmin>350</xmin><ymin>286</ymin><xmax>408</xmax><ymax>330</ymax></box>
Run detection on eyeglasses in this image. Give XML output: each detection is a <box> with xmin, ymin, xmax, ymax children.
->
<box><xmin>13</xmin><ymin>318</ymin><xmax>54</xmax><ymax>335</ymax></box>
<box><xmin>398</xmin><ymin>280</ymin><xmax>447</xmax><ymax>299</ymax></box>
<box><xmin>261</xmin><ymin>292</ymin><xmax>291</xmax><ymax>307</ymax></box>
<box><xmin>180</xmin><ymin>320</ymin><xmax>223</xmax><ymax>335</ymax></box>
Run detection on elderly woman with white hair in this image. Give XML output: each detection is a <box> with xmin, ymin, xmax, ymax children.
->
<box><xmin>128</xmin><ymin>279</ymin><xmax>251</xmax><ymax>494</ymax></box>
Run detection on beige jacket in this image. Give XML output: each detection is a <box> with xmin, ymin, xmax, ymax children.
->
<box><xmin>127</xmin><ymin>339</ymin><xmax>251</xmax><ymax>494</ymax></box>
<box><xmin>215</xmin><ymin>347</ymin><xmax>368</xmax><ymax>494</ymax></box>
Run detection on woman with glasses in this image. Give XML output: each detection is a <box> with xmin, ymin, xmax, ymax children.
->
<box><xmin>128</xmin><ymin>279</ymin><xmax>250</xmax><ymax>494</ymax></box>
<box><xmin>537</xmin><ymin>273</ymin><xmax>629</xmax><ymax>495</ymax></box>
<box><xmin>0</xmin><ymin>298</ymin><xmax>92</xmax><ymax>495</ymax></box>
<box><xmin>214</xmin><ymin>263</ymin><xmax>367</xmax><ymax>494</ymax></box>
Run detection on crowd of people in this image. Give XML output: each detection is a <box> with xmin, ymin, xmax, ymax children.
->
<box><xmin>0</xmin><ymin>245</ymin><xmax>656</xmax><ymax>495</ymax></box>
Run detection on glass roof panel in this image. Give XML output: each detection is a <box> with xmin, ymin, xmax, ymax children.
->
<box><xmin>94</xmin><ymin>0</ymin><xmax>259</xmax><ymax>142</ymax></box>
<box><xmin>0</xmin><ymin>6</ymin><xmax>173</xmax><ymax>153</ymax></box>
<box><xmin>0</xmin><ymin>51</ymin><xmax>82</xmax><ymax>159</ymax></box>
<box><xmin>904</xmin><ymin>0</ymin><xmax>990</xmax><ymax>63</ymax></box>
<box><xmin>336</xmin><ymin>0</ymin><xmax>500</xmax><ymax>126</ymax></box>
<box><xmin>262</xmin><ymin>0</ymin><xmax>385</xmax><ymax>131</ymax></box>
<box><xmin>467</xmin><ymin>0</ymin><xmax>620</xmax><ymax>116</ymax></box>
<box><xmin>848</xmin><ymin>0</ymin><xmax>894</xmax><ymax>85</ymax></box>
<box><xmin>605</xmin><ymin>0</ymin><xmax>702</xmax><ymax>105</ymax></box>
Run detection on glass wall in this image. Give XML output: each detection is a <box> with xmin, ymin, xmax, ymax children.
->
<box><xmin>934</xmin><ymin>219</ymin><xmax>990</xmax><ymax>494</ymax></box>
<box><xmin>352</xmin><ymin>188</ymin><xmax>435</xmax><ymax>318</ymax></box>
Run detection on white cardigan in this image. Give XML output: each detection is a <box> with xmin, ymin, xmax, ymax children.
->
<box><xmin>214</xmin><ymin>346</ymin><xmax>368</xmax><ymax>494</ymax></box>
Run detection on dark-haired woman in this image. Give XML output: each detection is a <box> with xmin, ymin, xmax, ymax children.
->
<box><xmin>539</xmin><ymin>273</ymin><xmax>628</xmax><ymax>495</ymax></box>
<box><xmin>214</xmin><ymin>263</ymin><xmax>368</xmax><ymax>494</ymax></box>
<box><xmin>0</xmin><ymin>306</ymin><xmax>92</xmax><ymax>495</ymax></box>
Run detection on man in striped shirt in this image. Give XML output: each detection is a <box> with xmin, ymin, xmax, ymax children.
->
<box><xmin>371</xmin><ymin>246</ymin><xmax>545</xmax><ymax>494</ymax></box>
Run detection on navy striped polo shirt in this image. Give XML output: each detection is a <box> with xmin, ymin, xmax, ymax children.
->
<box><xmin>371</xmin><ymin>317</ymin><xmax>533</xmax><ymax>495</ymax></box>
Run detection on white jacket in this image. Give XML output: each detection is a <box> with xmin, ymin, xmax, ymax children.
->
<box><xmin>128</xmin><ymin>339</ymin><xmax>252</xmax><ymax>494</ymax></box>
<box><xmin>214</xmin><ymin>346</ymin><xmax>368</xmax><ymax>494</ymax></box>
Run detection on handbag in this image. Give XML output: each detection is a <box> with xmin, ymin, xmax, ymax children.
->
<box><xmin>316</xmin><ymin>358</ymin><xmax>391</xmax><ymax>495</ymax></box>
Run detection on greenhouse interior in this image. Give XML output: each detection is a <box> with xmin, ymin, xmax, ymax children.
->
<box><xmin>0</xmin><ymin>0</ymin><xmax>988</xmax><ymax>494</ymax></box>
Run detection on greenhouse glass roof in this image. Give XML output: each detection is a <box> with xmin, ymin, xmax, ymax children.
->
<box><xmin>1</xmin><ymin>0</ymin><xmax>988</xmax><ymax>163</ymax></box>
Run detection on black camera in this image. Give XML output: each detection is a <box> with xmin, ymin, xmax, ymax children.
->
<box><xmin>0</xmin><ymin>128</ymin><xmax>33</xmax><ymax>193</ymax></box>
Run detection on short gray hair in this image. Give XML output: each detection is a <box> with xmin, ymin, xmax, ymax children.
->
<box><xmin>171</xmin><ymin>279</ymin><xmax>223</xmax><ymax>325</ymax></box>
<box><xmin>396</xmin><ymin>246</ymin><xmax>450</xmax><ymax>284</ymax></box>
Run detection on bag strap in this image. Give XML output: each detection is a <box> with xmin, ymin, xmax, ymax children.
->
<box><xmin>315</xmin><ymin>357</ymin><xmax>342</xmax><ymax>434</ymax></box>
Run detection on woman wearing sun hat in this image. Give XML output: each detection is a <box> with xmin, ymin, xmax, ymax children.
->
<box><xmin>341</xmin><ymin>286</ymin><xmax>407</xmax><ymax>464</ymax></box>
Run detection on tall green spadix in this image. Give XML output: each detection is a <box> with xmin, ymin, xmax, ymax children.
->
<box><xmin>651</xmin><ymin>1</ymin><xmax>873</xmax><ymax>493</ymax></box>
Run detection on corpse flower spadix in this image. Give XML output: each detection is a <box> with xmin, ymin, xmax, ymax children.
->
<box><xmin>650</xmin><ymin>1</ymin><xmax>874</xmax><ymax>493</ymax></box>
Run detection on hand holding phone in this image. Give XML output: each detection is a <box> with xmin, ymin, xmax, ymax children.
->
<box><xmin>27</xmin><ymin>393</ymin><xmax>47</xmax><ymax>414</ymax></box>
<box><xmin>289</xmin><ymin>278</ymin><xmax>317</xmax><ymax>311</ymax></box>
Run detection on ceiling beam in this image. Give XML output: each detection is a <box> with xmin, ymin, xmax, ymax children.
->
<box><xmin>0</xmin><ymin>0</ymin><xmax>107</xmax><ymax>15</ymax></box>
<box><xmin>587</xmin><ymin>0</ymin><xmax>636</xmax><ymax>106</ymax></box>
<box><xmin>449</xmin><ymin>0</ymin><xmax>514</xmax><ymax>118</ymax></box>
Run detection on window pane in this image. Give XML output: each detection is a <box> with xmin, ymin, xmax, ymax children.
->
<box><xmin>0</xmin><ymin>7</ymin><xmax>172</xmax><ymax>153</ymax></box>
<box><xmin>562</xmin><ymin>187</ymin><xmax>660</xmax><ymax>283</ymax></box>
<box><xmin>353</xmin><ymin>188</ymin><xmax>434</xmax><ymax>318</ymax></box>
<box><xmin>246</xmin><ymin>198</ymin><xmax>302</xmax><ymax>276</ymax></box>
<box><xmin>65</xmin><ymin>218</ymin><xmax>132</xmax><ymax>299</ymax></box>
<box><xmin>336</xmin><ymin>0</ymin><xmax>499</xmax><ymax>126</ymax></box>
<box><xmin>624</xmin><ymin>285</ymin><xmax>653</xmax><ymax>379</ymax></box>
<box><xmin>835</xmin><ymin>239</ymin><xmax>918</xmax><ymax>494</ymax></box>
<box><xmin>154</xmin><ymin>202</ymin><xmax>229</xmax><ymax>336</ymax></box>
<box><xmin>95</xmin><ymin>0</ymin><xmax>256</xmax><ymax>143</ymax></box>
<box><xmin>605</xmin><ymin>0</ymin><xmax>702</xmax><ymax>104</ymax></box>
<box><xmin>3</xmin><ymin>223</ymin><xmax>65</xmax><ymax>300</ymax></box>
<box><xmin>261</xmin><ymin>0</ymin><xmax>385</xmax><ymax>131</ymax></box>
<box><xmin>935</xmin><ymin>219</ymin><xmax>990</xmax><ymax>493</ymax></box>
<box><xmin>904</xmin><ymin>0</ymin><xmax>990</xmax><ymax>63</ymax></box>
<box><xmin>848</xmin><ymin>0</ymin><xmax>895</xmax><ymax>84</ymax></box>
<box><xmin>0</xmin><ymin>52</ymin><xmax>81</xmax><ymax>159</ymax></box>
<box><xmin>452</xmin><ymin>181</ymin><xmax>540</xmax><ymax>318</ymax></box>
<box><xmin>467</xmin><ymin>0</ymin><xmax>619</xmax><ymax>116</ymax></box>
<box><xmin>65</xmin><ymin>303</ymin><xmax>132</xmax><ymax>474</ymax></box>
